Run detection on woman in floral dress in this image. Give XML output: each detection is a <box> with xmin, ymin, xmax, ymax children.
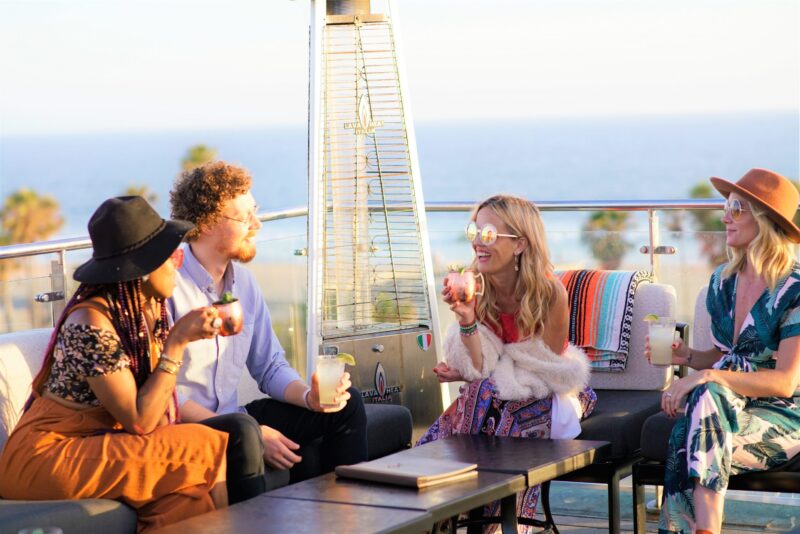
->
<box><xmin>652</xmin><ymin>169</ymin><xmax>800</xmax><ymax>534</ymax></box>
<box><xmin>418</xmin><ymin>195</ymin><xmax>596</xmax><ymax>532</ymax></box>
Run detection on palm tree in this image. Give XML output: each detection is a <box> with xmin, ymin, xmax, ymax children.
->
<box><xmin>181</xmin><ymin>144</ymin><xmax>218</xmax><ymax>171</ymax></box>
<box><xmin>689</xmin><ymin>182</ymin><xmax>727</xmax><ymax>267</ymax></box>
<box><xmin>581</xmin><ymin>211</ymin><xmax>633</xmax><ymax>270</ymax></box>
<box><xmin>124</xmin><ymin>184</ymin><xmax>158</xmax><ymax>205</ymax></box>
<box><xmin>0</xmin><ymin>189</ymin><xmax>64</xmax><ymax>331</ymax></box>
<box><xmin>1</xmin><ymin>189</ymin><xmax>63</xmax><ymax>246</ymax></box>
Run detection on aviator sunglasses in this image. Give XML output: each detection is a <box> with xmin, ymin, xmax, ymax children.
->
<box><xmin>465</xmin><ymin>221</ymin><xmax>519</xmax><ymax>246</ymax></box>
<box><xmin>724</xmin><ymin>198</ymin><xmax>751</xmax><ymax>221</ymax></box>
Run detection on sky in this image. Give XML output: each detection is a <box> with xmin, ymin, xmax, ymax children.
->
<box><xmin>0</xmin><ymin>0</ymin><xmax>797</xmax><ymax>136</ymax></box>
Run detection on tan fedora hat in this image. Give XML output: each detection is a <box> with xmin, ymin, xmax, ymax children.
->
<box><xmin>710</xmin><ymin>168</ymin><xmax>800</xmax><ymax>243</ymax></box>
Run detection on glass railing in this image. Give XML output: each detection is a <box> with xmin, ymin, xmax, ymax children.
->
<box><xmin>0</xmin><ymin>199</ymin><xmax>732</xmax><ymax>340</ymax></box>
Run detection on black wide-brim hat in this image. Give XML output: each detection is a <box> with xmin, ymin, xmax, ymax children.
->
<box><xmin>73</xmin><ymin>196</ymin><xmax>194</xmax><ymax>284</ymax></box>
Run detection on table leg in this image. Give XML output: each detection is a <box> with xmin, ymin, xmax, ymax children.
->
<box><xmin>499</xmin><ymin>494</ymin><xmax>518</xmax><ymax>534</ymax></box>
<box><xmin>466</xmin><ymin>508</ymin><xmax>483</xmax><ymax>534</ymax></box>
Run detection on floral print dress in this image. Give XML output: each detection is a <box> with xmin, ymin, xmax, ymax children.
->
<box><xmin>659</xmin><ymin>264</ymin><xmax>800</xmax><ymax>533</ymax></box>
<box><xmin>417</xmin><ymin>312</ymin><xmax>597</xmax><ymax>533</ymax></box>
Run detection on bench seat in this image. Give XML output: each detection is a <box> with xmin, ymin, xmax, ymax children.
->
<box><xmin>580</xmin><ymin>389</ymin><xmax>662</xmax><ymax>460</ymax></box>
<box><xmin>0</xmin><ymin>328</ymin><xmax>413</xmax><ymax>533</ymax></box>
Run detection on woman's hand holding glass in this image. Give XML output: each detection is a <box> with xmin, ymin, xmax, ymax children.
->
<box><xmin>166</xmin><ymin>307</ymin><xmax>222</xmax><ymax>350</ymax></box>
<box><xmin>643</xmin><ymin>335</ymin><xmax>691</xmax><ymax>366</ymax></box>
<box><xmin>442</xmin><ymin>277</ymin><xmax>477</xmax><ymax>326</ymax></box>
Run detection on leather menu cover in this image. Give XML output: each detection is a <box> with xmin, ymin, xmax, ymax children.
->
<box><xmin>334</xmin><ymin>456</ymin><xmax>478</xmax><ymax>489</ymax></box>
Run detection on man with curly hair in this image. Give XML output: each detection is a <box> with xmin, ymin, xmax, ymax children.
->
<box><xmin>168</xmin><ymin>161</ymin><xmax>367</xmax><ymax>489</ymax></box>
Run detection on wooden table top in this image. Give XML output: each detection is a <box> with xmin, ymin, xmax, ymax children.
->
<box><xmin>399</xmin><ymin>435</ymin><xmax>611</xmax><ymax>486</ymax></box>
<box><xmin>152</xmin><ymin>495</ymin><xmax>434</xmax><ymax>534</ymax></box>
<box><xmin>268</xmin><ymin>470</ymin><xmax>526</xmax><ymax>523</ymax></box>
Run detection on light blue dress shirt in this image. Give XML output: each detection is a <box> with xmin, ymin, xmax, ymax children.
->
<box><xmin>168</xmin><ymin>245</ymin><xmax>302</xmax><ymax>414</ymax></box>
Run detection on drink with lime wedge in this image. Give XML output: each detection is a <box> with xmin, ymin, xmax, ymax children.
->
<box><xmin>645</xmin><ymin>314</ymin><xmax>676</xmax><ymax>366</ymax></box>
<box><xmin>316</xmin><ymin>353</ymin><xmax>355</xmax><ymax>407</ymax></box>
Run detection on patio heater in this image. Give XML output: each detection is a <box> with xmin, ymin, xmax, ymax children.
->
<box><xmin>306</xmin><ymin>0</ymin><xmax>444</xmax><ymax>428</ymax></box>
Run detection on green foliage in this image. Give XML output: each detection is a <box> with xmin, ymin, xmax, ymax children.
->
<box><xmin>581</xmin><ymin>211</ymin><xmax>633</xmax><ymax>270</ymax></box>
<box><xmin>1</xmin><ymin>189</ymin><xmax>63</xmax><ymax>246</ymax></box>
<box><xmin>689</xmin><ymin>182</ymin><xmax>727</xmax><ymax>266</ymax></box>
<box><xmin>181</xmin><ymin>144</ymin><xmax>218</xmax><ymax>171</ymax></box>
<box><xmin>124</xmin><ymin>184</ymin><xmax>158</xmax><ymax>205</ymax></box>
<box><xmin>373</xmin><ymin>292</ymin><xmax>414</xmax><ymax>323</ymax></box>
<box><xmin>793</xmin><ymin>181</ymin><xmax>800</xmax><ymax>228</ymax></box>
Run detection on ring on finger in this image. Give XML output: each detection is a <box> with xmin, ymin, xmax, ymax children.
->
<box><xmin>665</xmin><ymin>392</ymin><xmax>673</xmax><ymax>397</ymax></box>
<box><xmin>211</xmin><ymin>317</ymin><xmax>223</xmax><ymax>329</ymax></box>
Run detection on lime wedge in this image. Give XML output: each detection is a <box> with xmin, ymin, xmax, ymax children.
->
<box><xmin>643</xmin><ymin>313</ymin><xmax>660</xmax><ymax>322</ymax></box>
<box><xmin>336</xmin><ymin>353</ymin><xmax>356</xmax><ymax>366</ymax></box>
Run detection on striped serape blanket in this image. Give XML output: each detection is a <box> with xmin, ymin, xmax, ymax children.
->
<box><xmin>555</xmin><ymin>270</ymin><xmax>652</xmax><ymax>372</ymax></box>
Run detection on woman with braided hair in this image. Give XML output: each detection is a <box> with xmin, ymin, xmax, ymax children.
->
<box><xmin>0</xmin><ymin>197</ymin><xmax>230</xmax><ymax>532</ymax></box>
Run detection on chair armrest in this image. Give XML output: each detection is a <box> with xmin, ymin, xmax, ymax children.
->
<box><xmin>675</xmin><ymin>322</ymin><xmax>689</xmax><ymax>378</ymax></box>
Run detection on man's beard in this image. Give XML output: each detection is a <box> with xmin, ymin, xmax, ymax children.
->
<box><xmin>232</xmin><ymin>241</ymin><xmax>257</xmax><ymax>263</ymax></box>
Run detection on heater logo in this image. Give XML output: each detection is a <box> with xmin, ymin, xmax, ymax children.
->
<box><xmin>417</xmin><ymin>333</ymin><xmax>432</xmax><ymax>351</ymax></box>
<box><xmin>375</xmin><ymin>362</ymin><xmax>387</xmax><ymax>397</ymax></box>
<box><xmin>344</xmin><ymin>94</ymin><xmax>384</xmax><ymax>135</ymax></box>
<box><xmin>361</xmin><ymin>361</ymin><xmax>401</xmax><ymax>402</ymax></box>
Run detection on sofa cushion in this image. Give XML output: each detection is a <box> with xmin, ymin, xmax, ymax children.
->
<box><xmin>265</xmin><ymin>402</ymin><xmax>413</xmax><ymax>489</ymax></box>
<box><xmin>579</xmin><ymin>389</ymin><xmax>662</xmax><ymax>459</ymax></box>
<box><xmin>0</xmin><ymin>328</ymin><xmax>51</xmax><ymax>450</ymax></box>
<box><xmin>588</xmin><ymin>283</ymin><xmax>675</xmax><ymax>391</ymax></box>
<box><xmin>364</xmin><ymin>403</ymin><xmax>413</xmax><ymax>460</ymax></box>
<box><xmin>639</xmin><ymin>411</ymin><xmax>677</xmax><ymax>462</ymax></box>
<box><xmin>0</xmin><ymin>498</ymin><xmax>136</xmax><ymax>534</ymax></box>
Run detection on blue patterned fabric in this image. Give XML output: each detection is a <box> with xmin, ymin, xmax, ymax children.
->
<box><xmin>659</xmin><ymin>263</ymin><xmax>800</xmax><ymax>534</ymax></box>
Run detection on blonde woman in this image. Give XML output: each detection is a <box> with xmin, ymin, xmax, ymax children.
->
<box><xmin>418</xmin><ymin>194</ymin><xmax>595</xmax><ymax>529</ymax></box>
<box><xmin>652</xmin><ymin>169</ymin><xmax>800</xmax><ymax>534</ymax></box>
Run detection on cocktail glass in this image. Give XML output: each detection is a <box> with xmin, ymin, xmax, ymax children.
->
<box><xmin>444</xmin><ymin>270</ymin><xmax>484</xmax><ymax>303</ymax></box>
<box><xmin>316</xmin><ymin>355</ymin><xmax>345</xmax><ymax>407</ymax></box>
<box><xmin>212</xmin><ymin>298</ymin><xmax>244</xmax><ymax>336</ymax></box>
<box><xmin>648</xmin><ymin>317</ymin><xmax>676</xmax><ymax>366</ymax></box>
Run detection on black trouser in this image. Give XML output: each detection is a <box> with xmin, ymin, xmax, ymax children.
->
<box><xmin>199</xmin><ymin>412</ymin><xmax>266</xmax><ymax>505</ymax></box>
<box><xmin>245</xmin><ymin>386</ymin><xmax>368</xmax><ymax>483</ymax></box>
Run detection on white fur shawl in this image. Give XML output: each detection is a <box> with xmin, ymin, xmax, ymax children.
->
<box><xmin>444</xmin><ymin>322</ymin><xmax>591</xmax><ymax>401</ymax></box>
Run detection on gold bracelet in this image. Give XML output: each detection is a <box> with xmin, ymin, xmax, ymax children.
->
<box><xmin>159</xmin><ymin>354</ymin><xmax>183</xmax><ymax>367</ymax></box>
<box><xmin>157</xmin><ymin>358</ymin><xmax>180</xmax><ymax>375</ymax></box>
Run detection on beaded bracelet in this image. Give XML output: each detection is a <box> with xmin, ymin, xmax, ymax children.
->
<box><xmin>459</xmin><ymin>321</ymin><xmax>479</xmax><ymax>336</ymax></box>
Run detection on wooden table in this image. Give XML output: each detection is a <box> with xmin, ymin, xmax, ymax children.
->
<box><xmin>153</xmin><ymin>495</ymin><xmax>434</xmax><ymax>534</ymax></box>
<box><xmin>400</xmin><ymin>435</ymin><xmax>611</xmax><ymax>486</ymax></box>
<box><xmin>399</xmin><ymin>435</ymin><xmax>611</xmax><ymax>532</ymax></box>
<box><xmin>269</xmin><ymin>470</ymin><xmax>526</xmax><ymax>533</ymax></box>
<box><xmin>155</xmin><ymin>436</ymin><xmax>610</xmax><ymax>534</ymax></box>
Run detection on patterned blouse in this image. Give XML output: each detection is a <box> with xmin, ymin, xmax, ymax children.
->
<box><xmin>708</xmin><ymin>262</ymin><xmax>800</xmax><ymax>375</ymax></box>
<box><xmin>44</xmin><ymin>323</ymin><xmax>131</xmax><ymax>406</ymax></box>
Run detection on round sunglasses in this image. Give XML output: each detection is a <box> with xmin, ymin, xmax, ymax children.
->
<box><xmin>465</xmin><ymin>221</ymin><xmax>519</xmax><ymax>246</ymax></box>
<box><xmin>724</xmin><ymin>198</ymin><xmax>751</xmax><ymax>221</ymax></box>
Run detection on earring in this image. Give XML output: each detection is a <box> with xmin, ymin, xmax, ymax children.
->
<box><xmin>514</xmin><ymin>253</ymin><xmax>520</xmax><ymax>272</ymax></box>
<box><xmin>142</xmin><ymin>274</ymin><xmax>150</xmax><ymax>283</ymax></box>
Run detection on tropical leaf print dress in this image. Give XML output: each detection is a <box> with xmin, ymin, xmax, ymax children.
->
<box><xmin>659</xmin><ymin>264</ymin><xmax>800</xmax><ymax>534</ymax></box>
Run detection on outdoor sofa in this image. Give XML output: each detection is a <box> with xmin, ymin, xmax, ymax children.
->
<box><xmin>0</xmin><ymin>328</ymin><xmax>412</xmax><ymax>533</ymax></box>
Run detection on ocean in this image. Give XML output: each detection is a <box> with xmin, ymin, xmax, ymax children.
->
<box><xmin>1</xmin><ymin>112</ymin><xmax>797</xmax><ymax>239</ymax></box>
